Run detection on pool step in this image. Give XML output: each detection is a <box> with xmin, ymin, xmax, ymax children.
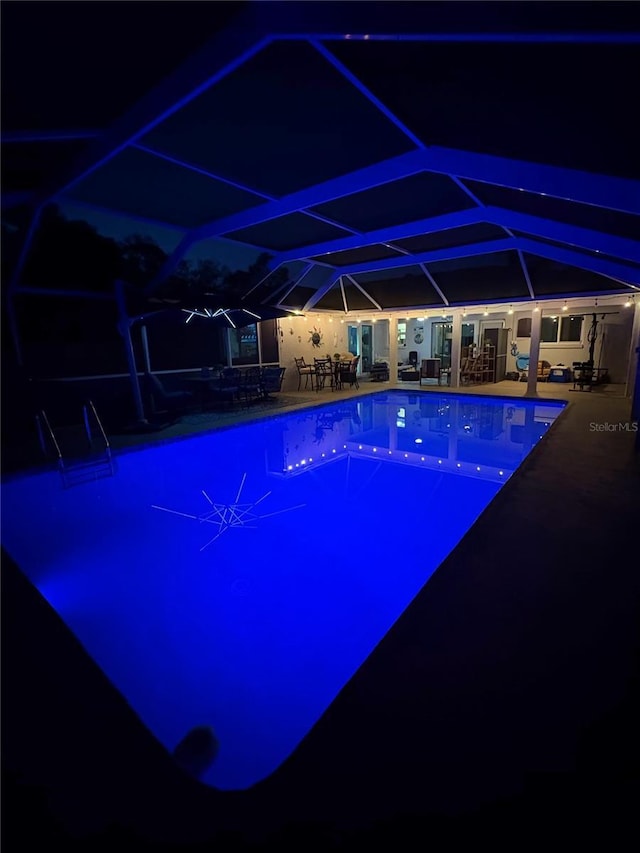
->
<box><xmin>36</xmin><ymin>401</ymin><xmax>116</xmax><ymax>488</ymax></box>
<box><xmin>60</xmin><ymin>454</ymin><xmax>116</xmax><ymax>488</ymax></box>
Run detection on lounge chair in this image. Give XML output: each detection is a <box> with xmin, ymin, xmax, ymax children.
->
<box><xmin>143</xmin><ymin>372</ymin><xmax>194</xmax><ymax>416</ymax></box>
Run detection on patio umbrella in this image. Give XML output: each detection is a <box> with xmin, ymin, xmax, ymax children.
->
<box><xmin>178</xmin><ymin>301</ymin><xmax>300</xmax><ymax>328</ymax></box>
<box><xmin>119</xmin><ymin>281</ymin><xmax>302</xmax><ymax>428</ymax></box>
<box><xmin>126</xmin><ymin>287</ymin><xmax>302</xmax><ymax>327</ymax></box>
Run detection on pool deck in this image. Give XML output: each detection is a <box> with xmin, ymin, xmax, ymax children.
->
<box><xmin>3</xmin><ymin>377</ymin><xmax>639</xmax><ymax>849</ymax></box>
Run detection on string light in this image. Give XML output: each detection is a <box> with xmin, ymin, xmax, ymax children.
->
<box><xmin>562</xmin><ymin>301</ymin><xmax>568</xmax><ymax>311</ymax></box>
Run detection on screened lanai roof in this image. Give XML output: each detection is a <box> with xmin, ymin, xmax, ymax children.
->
<box><xmin>2</xmin><ymin>0</ymin><xmax>640</xmax><ymax>316</ymax></box>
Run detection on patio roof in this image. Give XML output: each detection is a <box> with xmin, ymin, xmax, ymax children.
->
<box><xmin>2</xmin><ymin>1</ymin><xmax>639</xmax><ymax>316</ymax></box>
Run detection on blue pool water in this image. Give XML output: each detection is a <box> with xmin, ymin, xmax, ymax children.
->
<box><xmin>1</xmin><ymin>390</ymin><xmax>565</xmax><ymax>790</ymax></box>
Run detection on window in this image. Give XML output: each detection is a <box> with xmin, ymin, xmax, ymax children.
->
<box><xmin>431</xmin><ymin>321</ymin><xmax>452</xmax><ymax>369</ymax></box>
<box><xmin>229</xmin><ymin>324</ymin><xmax>258</xmax><ymax>364</ymax></box>
<box><xmin>517</xmin><ymin>317</ymin><xmax>531</xmax><ymax>338</ymax></box>
<box><xmin>559</xmin><ymin>314</ymin><xmax>584</xmax><ymax>342</ymax></box>
<box><xmin>541</xmin><ymin>314</ymin><xmax>583</xmax><ymax>344</ymax></box>
<box><xmin>397</xmin><ymin>321</ymin><xmax>407</xmax><ymax>348</ymax></box>
<box><xmin>461</xmin><ymin>322</ymin><xmax>475</xmax><ymax>348</ymax></box>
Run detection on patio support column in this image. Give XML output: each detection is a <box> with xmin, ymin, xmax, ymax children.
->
<box><xmin>115</xmin><ymin>279</ymin><xmax>147</xmax><ymax>425</ymax></box>
<box><xmin>140</xmin><ymin>323</ymin><xmax>152</xmax><ymax>373</ymax></box>
<box><xmin>450</xmin><ymin>312</ymin><xmax>462</xmax><ymax>388</ymax></box>
<box><xmin>224</xmin><ymin>327</ymin><xmax>233</xmax><ymax>367</ymax></box>
<box><xmin>389</xmin><ymin>316</ymin><xmax>398</xmax><ymax>383</ymax></box>
<box><xmin>525</xmin><ymin>307</ymin><xmax>542</xmax><ymax>398</ymax></box>
<box><xmin>625</xmin><ymin>299</ymin><xmax>640</xmax><ymax>402</ymax></box>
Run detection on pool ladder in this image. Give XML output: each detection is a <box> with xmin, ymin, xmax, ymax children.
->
<box><xmin>36</xmin><ymin>400</ymin><xmax>115</xmax><ymax>488</ymax></box>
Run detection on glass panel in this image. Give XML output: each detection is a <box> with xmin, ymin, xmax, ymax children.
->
<box><xmin>541</xmin><ymin>316</ymin><xmax>559</xmax><ymax>342</ymax></box>
<box><xmin>517</xmin><ymin>317</ymin><xmax>531</xmax><ymax>337</ymax></box>
<box><xmin>431</xmin><ymin>321</ymin><xmax>452</xmax><ymax>369</ymax></box>
<box><xmin>560</xmin><ymin>315</ymin><xmax>583</xmax><ymax>342</ymax></box>
<box><xmin>361</xmin><ymin>324</ymin><xmax>373</xmax><ymax>371</ymax></box>
<box><xmin>230</xmin><ymin>324</ymin><xmax>258</xmax><ymax>365</ymax></box>
<box><xmin>348</xmin><ymin>325</ymin><xmax>359</xmax><ymax>356</ymax></box>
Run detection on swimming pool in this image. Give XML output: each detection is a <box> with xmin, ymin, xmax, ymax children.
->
<box><xmin>1</xmin><ymin>390</ymin><xmax>565</xmax><ymax>790</ymax></box>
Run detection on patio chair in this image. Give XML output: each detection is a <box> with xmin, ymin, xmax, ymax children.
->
<box><xmin>261</xmin><ymin>366</ymin><xmax>286</xmax><ymax>398</ymax></box>
<box><xmin>294</xmin><ymin>357</ymin><xmax>315</xmax><ymax>390</ymax></box>
<box><xmin>339</xmin><ymin>355</ymin><xmax>360</xmax><ymax>389</ymax></box>
<box><xmin>419</xmin><ymin>358</ymin><xmax>441</xmax><ymax>386</ymax></box>
<box><xmin>208</xmin><ymin>367</ymin><xmax>240</xmax><ymax>406</ymax></box>
<box><xmin>313</xmin><ymin>357</ymin><xmax>334</xmax><ymax>391</ymax></box>
<box><xmin>237</xmin><ymin>367</ymin><xmax>263</xmax><ymax>405</ymax></box>
<box><xmin>143</xmin><ymin>371</ymin><xmax>194</xmax><ymax>416</ymax></box>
